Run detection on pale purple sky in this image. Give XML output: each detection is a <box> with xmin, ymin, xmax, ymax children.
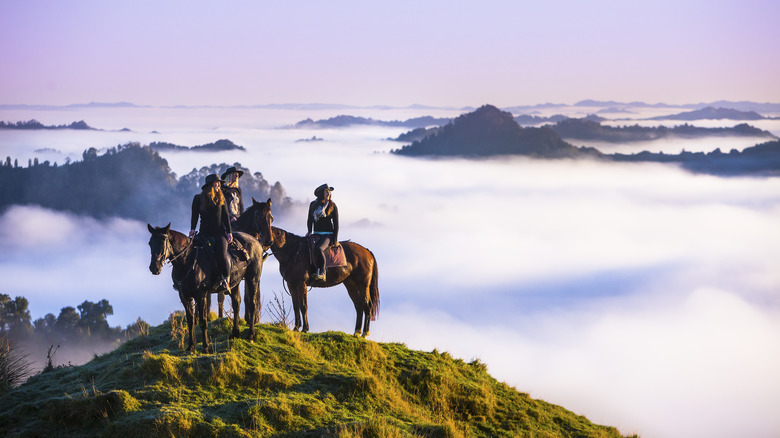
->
<box><xmin>1</xmin><ymin>0</ymin><xmax>778</xmax><ymax>107</ymax></box>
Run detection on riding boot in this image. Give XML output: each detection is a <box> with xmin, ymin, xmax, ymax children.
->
<box><xmin>220</xmin><ymin>275</ymin><xmax>231</xmax><ymax>293</ymax></box>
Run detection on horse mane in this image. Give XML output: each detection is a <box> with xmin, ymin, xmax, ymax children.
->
<box><xmin>167</xmin><ymin>229</ymin><xmax>190</xmax><ymax>252</ymax></box>
<box><xmin>271</xmin><ymin>226</ymin><xmax>303</xmax><ymax>249</ymax></box>
<box><xmin>232</xmin><ymin>210</ymin><xmax>254</xmax><ymax>236</ymax></box>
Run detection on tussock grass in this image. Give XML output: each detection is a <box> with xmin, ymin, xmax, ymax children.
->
<box><xmin>0</xmin><ymin>317</ymin><xmax>634</xmax><ymax>437</ymax></box>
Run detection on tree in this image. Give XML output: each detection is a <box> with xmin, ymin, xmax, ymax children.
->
<box><xmin>33</xmin><ymin>313</ymin><xmax>57</xmax><ymax>341</ymax></box>
<box><xmin>77</xmin><ymin>299</ymin><xmax>115</xmax><ymax>338</ymax></box>
<box><xmin>55</xmin><ymin>306</ymin><xmax>81</xmax><ymax>339</ymax></box>
<box><xmin>0</xmin><ymin>294</ymin><xmax>33</xmax><ymax>340</ymax></box>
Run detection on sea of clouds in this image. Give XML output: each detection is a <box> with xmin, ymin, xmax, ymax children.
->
<box><xmin>1</xmin><ymin>105</ymin><xmax>779</xmax><ymax>437</ymax></box>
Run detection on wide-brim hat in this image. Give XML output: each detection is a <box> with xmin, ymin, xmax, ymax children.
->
<box><xmin>314</xmin><ymin>183</ymin><xmax>334</xmax><ymax>197</ymax></box>
<box><xmin>221</xmin><ymin>166</ymin><xmax>244</xmax><ymax>179</ymax></box>
<box><xmin>202</xmin><ymin>173</ymin><xmax>225</xmax><ymax>190</ymax></box>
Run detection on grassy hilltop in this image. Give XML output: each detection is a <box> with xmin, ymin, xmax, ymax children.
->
<box><xmin>0</xmin><ymin>316</ymin><xmax>632</xmax><ymax>437</ymax></box>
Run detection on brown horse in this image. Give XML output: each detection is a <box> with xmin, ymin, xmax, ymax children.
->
<box><xmin>243</xmin><ymin>199</ymin><xmax>380</xmax><ymax>337</ymax></box>
<box><xmin>210</xmin><ymin>197</ymin><xmax>273</xmax><ymax>325</ymax></box>
<box><xmin>147</xmin><ymin>223</ymin><xmax>270</xmax><ymax>352</ymax></box>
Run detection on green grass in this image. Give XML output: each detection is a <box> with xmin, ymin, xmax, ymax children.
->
<box><xmin>0</xmin><ymin>315</ymin><xmax>635</xmax><ymax>437</ymax></box>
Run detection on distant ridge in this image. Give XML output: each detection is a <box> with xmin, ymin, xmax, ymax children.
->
<box><xmin>2</xmin><ymin>100</ymin><xmax>779</xmax><ymax>113</ymax></box>
<box><xmin>648</xmin><ymin>106</ymin><xmax>768</xmax><ymax>121</ymax></box>
<box><xmin>0</xmin><ymin>119</ymin><xmax>98</xmax><ymax>130</ymax></box>
<box><xmin>549</xmin><ymin>118</ymin><xmax>777</xmax><ymax>142</ymax></box>
<box><xmin>149</xmin><ymin>139</ymin><xmax>246</xmax><ymax>152</ymax></box>
<box><xmin>392</xmin><ymin>105</ymin><xmax>600</xmax><ymax>158</ymax></box>
<box><xmin>292</xmin><ymin>115</ymin><xmax>452</xmax><ymax>129</ymax></box>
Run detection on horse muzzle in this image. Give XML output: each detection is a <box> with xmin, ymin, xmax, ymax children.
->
<box><xmin>149</xmin><ymin>260</ymin><xmax>163</xmax><ymax>275</ymax></box>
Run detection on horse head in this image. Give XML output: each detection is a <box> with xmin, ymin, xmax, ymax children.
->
<box><xmin>147</xmin><ymin>223</ymin><xmax>172</xmax><ymax>275</ymax></box>
<box><xmin>250</xmin><ymin>197</ymin><xmax>274</xmax><ymax>248</ymax></box>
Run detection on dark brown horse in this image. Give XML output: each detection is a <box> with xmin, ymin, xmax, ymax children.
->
<box><xmin>208</xmin><ymin>198</ymin><xmax>273</xmax><ymax>324</ymax></box>
<box><xmin>147</xmin><ymin>223</ymin><xmax>270</xmax><ymax>352</ymax></box>
<box><xmin>244</xmin><ymin>199</ymin><xmax>380</xmax><ymax>337</ymax></box>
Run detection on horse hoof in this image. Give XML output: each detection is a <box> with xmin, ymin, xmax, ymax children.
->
<box><xmin>362</xmin><ymin>331</ymin><xmax>370</xmax><ymax>338</ymax></box>
<box><xmin>353</xmin><ymin>331</ymin><xmax>361</xmax><ymax>337</ymax></box>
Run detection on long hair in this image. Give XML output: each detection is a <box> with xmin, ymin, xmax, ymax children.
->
<box><xmin>200</xmin><ymin>183</ymin><xmax>225</xmax><ymax>211</ymax></box>
<box><xmin>225</xmin><ymin>173</ymin><xmax>240</xmax><ymax>188</ymax></box>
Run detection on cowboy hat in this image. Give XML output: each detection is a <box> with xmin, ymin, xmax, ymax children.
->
<box><xmin>314</xmin><ymin>183</ymin><xmax>334</xmax><ymax>197</ymax></box>
<box><xmin>220</xmin><ymin>166</ymin><xmax>244</xmax><ymax>179</ymax></box>
<box><xmin>201</xmin><ymin>173</ymin><xmax>225</xmax><ymax>190</ymax></box>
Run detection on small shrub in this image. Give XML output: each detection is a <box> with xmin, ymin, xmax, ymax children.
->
<box><xmin>168</xmin><ymin>312</ymin><xmax>188</xmax><ymax>350</ymax></box>
<box><xmin>0</xmin><ymin>337</ymin><xmax>32</xmax><ymax>392</ymax></box>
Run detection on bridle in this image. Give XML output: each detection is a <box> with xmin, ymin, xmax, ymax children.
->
<box><xmin>252</xmin><ymin>207</ymin><xmax>275</xmax><ymax>249</ymax></box>
<box><xmin>156</xmin><ymin>232</ymin><xmax>191</xmax><ymax>268</ymax></box>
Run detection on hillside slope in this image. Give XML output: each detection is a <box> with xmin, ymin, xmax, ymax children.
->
<box><xmin>0</xmin><ymin>317</ymin><xmax>632</xmax><ymax>437</ymax></box>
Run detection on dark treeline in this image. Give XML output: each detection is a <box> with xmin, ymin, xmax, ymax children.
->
<box><xmin>612</xmin><ymin>140</ymin><xmax>780</xmax><ymax>176</ymax></box>
<box><xmin>0</xmin><ymin>143</ymin><xmax>296</xmax><ymax>225</ymax></box>
<box><xmin>549</xmin><ymin>118</ymin><xmax>777</xmax><ymax>142</ymax></box>
<box><xmin>0</xmin><ymin>293</ymin><xmax>148</xmax><ymax>347</ymax></box>
<box><xmin>0</xmin><ymin>120</ymin><xmax>96</xmax><ymax>130</ymax></box>
<box><xmin>149</xmin><ymin>138</ymin><xmax>246</xmax><ymax>152</ymax></box>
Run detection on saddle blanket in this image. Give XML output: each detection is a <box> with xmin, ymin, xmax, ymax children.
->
<box><xmin>326</xmin><ymin>244</ymin><xmax>347</xmax><ymax>268</ymax></box>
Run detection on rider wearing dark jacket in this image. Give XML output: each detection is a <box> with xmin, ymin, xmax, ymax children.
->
<box><xmin>307</xmin><ymin>183</ymin><xmax>338</xmax><ymax>280</ymax></box>
<box><xmin>190</xmin><ymin>173</ymin><xmax>233</xmax><ymax>290</ymax></box>
<box><xmin>221</xmin><ymin>166</ymin><xmax>244</xmax><ymax>223</ymax></box>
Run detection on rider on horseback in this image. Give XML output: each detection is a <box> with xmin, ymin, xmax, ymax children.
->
<box><xmin>221</xmin><ymin>166</ymin><xmax>244</xmax><ymax>223</ymax></box>
<box><xmin>307</xmin><ymin>183</ymin><xmax>339</xmax><ymax>281</ymax></box>
<box><xmin>190</xmin><ymin>173</ymin><xmax>233</xmax><ymax>292</ymax></box>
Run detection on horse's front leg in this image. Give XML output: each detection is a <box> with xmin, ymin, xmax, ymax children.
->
<box><xmin>181</xmin><ymin>296</ymin><xmax>196</xmax><ymax>353</ymax></box>
<box><xmin>244</xmin><ymin>279</ymin><xmax>258</xmax><ymax>341</ymax></box>
<box><xmin>289</xmin><ymin>281</ymin><xmax>303</xmax><ymax>332</ymax></box>
<box><xmin>195</xmin><ymin>297</ymin><xmax>210</xmax><ymax>353</ymax></box>
<box><xmin>230</xmin><ymin>286</ymin><xmax>241</xmax><ymax>339</ymax></box>
<box><xmin>218</xmin><ymin>289</ymin><xmax>225</xmax><ymax>319</ymax></box>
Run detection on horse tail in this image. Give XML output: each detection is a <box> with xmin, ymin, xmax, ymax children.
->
<box><xmin>368</xmin><ymin>249</ymin><xmax>380</xmax><ymax>321</ymax></box>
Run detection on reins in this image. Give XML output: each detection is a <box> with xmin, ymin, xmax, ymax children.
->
<box><xmin>160</xmin><ymin>235</ymin><xmax>199</xmax><ymax>290</ymax></box>
<box><xmin>163</xmin><ymin>235</ymin><xmax>193</xmax><ymax>267</ymax></box>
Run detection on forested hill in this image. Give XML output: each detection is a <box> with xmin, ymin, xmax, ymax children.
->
<box><xmin>392</xmin><ymin>105</ymin><xmax>601</xmax><ymax>158</ymax></box>
<box><xmin>0</xmin><ymin>319</ymin><xmax>632</xmax><ymax>437</ymax></box>
<box><xmin>0</xmin><ymin>144</ymin><xmax>295</xmax><ymax>224</ymax></box>
<box><xmin>549</xmin><ymin>118</ymin><xmax>777</xmax><ymax>142</ymax></box>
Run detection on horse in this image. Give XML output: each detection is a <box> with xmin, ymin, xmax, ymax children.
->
<box><xmin>243</xmin><ymin>199</ymin><xmax>380</xmax><ymax>337</ymax></box>
<box><xmin>206</xmin><ymin>198</ymin><xmax>273</xmax><ymax>325</ymax></box>
<box><xmin>147</xmin><ymin>222</ymin><xmax>271</xmax><ymax>352</ymax></box>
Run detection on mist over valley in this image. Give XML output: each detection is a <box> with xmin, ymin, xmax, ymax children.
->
<box><xmin>2</xmin><ymin>102</ymin><xmax>780</xmax><ymax>437</ymax></box>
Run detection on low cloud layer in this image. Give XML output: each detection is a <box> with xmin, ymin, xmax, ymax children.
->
<box><xmin>2</xmin><ymin>108</ymin><xmax>780</xmax><ymax>437</ymax></box>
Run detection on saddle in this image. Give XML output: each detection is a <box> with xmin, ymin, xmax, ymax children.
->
<box><xmin>192</xmin><ymin>234</ymin><xmax>250</xmax><ymax>262</ymax></box>
<box><xmin>307</xmin><ymin>235</ymin><xmax>347</xmax><ymax>269</ymax></box>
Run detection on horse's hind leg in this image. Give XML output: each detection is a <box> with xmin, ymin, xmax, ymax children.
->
<box><xmin>195</xmin><ymin>297</ymin><xmax>210</xmax><ymax>353</ymax></box>
<box><xmin>218</xmin><ymin>290</ymin><xmax>225</xmax><ymax>319</ymax></box>
<box><xmin>289</xmin><ymin>282</ymin><xmax>311</xmax><ymax>333</ymax></box>
<box><xmin>344</xmin><ymin>281</ymin><xmax>366</xmax><ymax>337</ymax></box>
<box><xmin>230</xmin><ymin>285</ymin><xmax>241</xmax><ymax>339</ymax></box>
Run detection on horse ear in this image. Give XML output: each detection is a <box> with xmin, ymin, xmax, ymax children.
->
<box><xmin>252</xmin><ymin>197</ymin><xmax>258</xmax><ymax>205</ymax></box>
<box><xmin>164</xmin><ymin>223</ymin><xmax>171</xmax><ymax>233</ymax></box>
<box><xmin>267</xmin><ymin>197</ymin><xmax>272</xmax><ymax>207</ymax></box>
<box><xmin>147</xmin><ymin>223</ymin><xmax>155</xmax><ymax>233</ymax></box>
